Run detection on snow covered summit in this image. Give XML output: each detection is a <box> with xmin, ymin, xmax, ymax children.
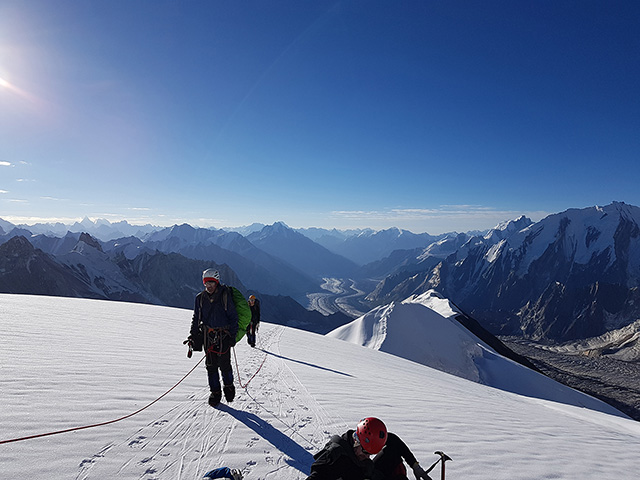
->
<box><xmin>327</xmin><ymin>290</ymin><xmax>625</xmax><ymax>417</ymax></box>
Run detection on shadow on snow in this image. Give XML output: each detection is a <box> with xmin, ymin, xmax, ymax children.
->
<box><xmin>219</xmin><ymin>404</ymin><xmax>315</xmax><ymax>474</ymax></box>
<box><xmin>261</xmin><ymin>349</ymin><xmax>353</xmax><ymax>377</ymax></box>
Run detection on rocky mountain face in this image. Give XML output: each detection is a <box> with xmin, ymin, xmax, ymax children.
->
<box><xmin>143</xmin><ymin>223</ymin><xmax>320</xmax><ymax>302</ymax></box>
<box><xmin>247</xmin><ymin>222</ymin><xmax>359</xmax><ymax>278</ymax></box>
<box><xmin>0</xmin><ymin>236</ymin><xmax>104</xmax><ymax>299</ymax></box>
<box><xmin>361</xmin><ymin>232</ymin><xmax>476</xmax><ymax>293</ymax></box>
<box><xmin>0</xmin><ymin>233</ymin><xmax>349</xmax><ymax>332</ymax></box>
<box><xmin>373</xmin><ymin>203</ymin><xmax>640</xmax><ymax>343</ymax></box>
<box><xmin>314</xmin><ymin>227</ymin><xmax>440</xmax><ymax>266</ymax></box>
<box><xmin>114</xmin><ymin>251</ymin><xmax>237</xmax><ymax>310</ymax></box>
<box><xmin>1</xmin><ymin>221</ymin><xmax>319</xmax><ymax>301</ymax></box>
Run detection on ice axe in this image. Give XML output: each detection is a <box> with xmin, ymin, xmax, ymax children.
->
<box><xmin>424</xmin><ymin>451</ymin><xmax>452</xmax><ymax>480</ymax></box>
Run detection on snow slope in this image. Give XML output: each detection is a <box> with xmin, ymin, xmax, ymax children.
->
<box><xmin>326</xmin><ymin>290</ymin><xmax>625</xmax><ymax>416</ymax></box>
<box><xmin>1</xmin><ymin>294</ymin><xmax>639</xmax><ymax>480</ymax></box>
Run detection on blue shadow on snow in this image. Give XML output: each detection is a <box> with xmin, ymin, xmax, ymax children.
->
<box><xmin>219</xmin><ymin>404</ymin><xmax>314</xmax><ymax>474</ymax></box>
<box><xmin>261</xmin><ymin>349</ymin><xmax>353</xmax><ymax>377</ymax></box>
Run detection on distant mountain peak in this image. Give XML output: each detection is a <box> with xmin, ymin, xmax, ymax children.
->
<box><xmin>170</xmin><ymin>223</ymin><xmax>196</xmax><ymax>234</ymax></box>
<box><xmin>77</xmin><ymin>232</ymin><xmax>103</xmax><ymax>252</ymax></box>
<box><xmin>255</xmin><ymin>222</ymin><xmax>296</xmax><ymax>239</ymax></box>
<box><xmin>0</xmin><ymin>235</ymin><xmax>35</xmax><ymax>255</ymax></box>
<box><xmin>484</xmin><ymin>215</ymin><xmax>533</xmax><ymax>242</ymax></box>
<box><xmin>271</xmin><ymin>221</ymin><xmax>291</xmax><ymax>230</ymax></box>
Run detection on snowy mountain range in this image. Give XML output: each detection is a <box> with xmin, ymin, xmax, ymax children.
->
<box><xmin>1</xmin><ymin>293</ymin><xmax>638</xmax><ymax>479</ymax></box>
<box><xmin>2</xmin><ymin>202</ymin><xmax>640</xmax><ymax>351</ymax></box>
<box><xmin>0</xmin><ymin>232</ymin><xmax>350</xmax><ymax>335</ymax></box>
<box><xmin>311</xmin><ymin>227</ymin><xmax>442</xmax><ymax>266</ymax></box>
<box><xmin>0</xmin><ymin>216</ymin><xmax>159</xmax><ymax>240</ymax></box>
<box><xmin>371</xmin><ymin>202</ymin><xmax>640</xmax><ymax>344</ymax></box>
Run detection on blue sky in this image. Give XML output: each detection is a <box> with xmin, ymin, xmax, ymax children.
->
<box><xmin>1</xmin><ymin>1</ymin><xmax>638</xmax><ymax>234</ymax></box>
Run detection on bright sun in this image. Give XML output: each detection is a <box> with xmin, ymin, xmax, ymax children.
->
<box><xmin>0</xmin><ymin>75</ymin><xmax>40</xmax><ymax>104</ymax></box>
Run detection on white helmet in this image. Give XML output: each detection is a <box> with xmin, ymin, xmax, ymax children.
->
<box><xmin>202</xmin><ymin>268</ymin><xmax>220</xmax><ymax>285</ymax></box>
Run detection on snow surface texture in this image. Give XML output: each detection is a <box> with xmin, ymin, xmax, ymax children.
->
<box><xmin>326</xmin><ymin>290</ymin><xmax>627</xmax><ymax>414</ymax></box>
<box><xmin>1</xmin><ymin>294</ymin><xmax>639</xmax><ymax>480</ymax></box>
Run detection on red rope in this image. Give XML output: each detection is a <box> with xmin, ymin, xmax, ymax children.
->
<box><xmin>233</xmin><ymin>345</ymin><xmax>268</xmax><ymax>389</ymax></box>
<box><xmin>0</xmin><ymin>355</ymin><xmax>205</xmax><ymax>445</ymax></box>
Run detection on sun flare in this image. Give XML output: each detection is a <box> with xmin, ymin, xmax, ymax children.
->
<box><xmin>0</xmin><ymin>75</ymin><xmax>42</xmax><ymax>106</ymax></box>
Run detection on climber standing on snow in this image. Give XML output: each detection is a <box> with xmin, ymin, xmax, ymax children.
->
<box><xmin>246</xmin><ymin>294</ymin><xmax>260</xmax><ymax>348</ymax></box>
<box><xmin>188</xmin><ymin>268</ymin><xmax>239</xmax><ymax>407</ymax></box>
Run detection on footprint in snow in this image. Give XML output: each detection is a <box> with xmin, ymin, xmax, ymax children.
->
<box><xmin>128</xmin><ymin>436</ymin><xmax>146</xmax><ymax>447</ymax></box>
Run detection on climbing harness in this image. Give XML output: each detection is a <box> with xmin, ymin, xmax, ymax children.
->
<box><xmin>205</xmin><ymin>327</ymin><xmax>231</xmax><ymax>356</ymax></box>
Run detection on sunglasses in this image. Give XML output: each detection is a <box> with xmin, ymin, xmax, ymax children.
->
<box><xmin>353</xmin><ymin>433</ymin><xmax>372</xmax><ymax>456</ymax></box>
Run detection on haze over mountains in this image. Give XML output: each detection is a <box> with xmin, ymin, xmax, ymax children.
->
<box><xmin>2</xmin><ymin>202</ymin><xmax>640</xmax><ymax>347</ymax></box>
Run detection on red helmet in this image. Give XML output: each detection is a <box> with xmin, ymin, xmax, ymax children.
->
<box><xmin>355</xmin><ymin>417</ymin><xmax>387</xmax><ymax>454</ymax></box>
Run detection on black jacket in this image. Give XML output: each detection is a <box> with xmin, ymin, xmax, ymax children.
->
<box><xmin>307</xmin><ymin>430</ymin><xmax>374</xmax><ymax>480</ymax></box>
<box><xmin>190</xmin><ymin>286</ymin><xmax>239</xmax><ymax>344</ymax></box>
<box><xmin>249</xmin><ymin>298</ymin><xmax>261</xmax><ymax>326</ymax></box>
<box><xmin>372</xmin><ymin>432</ymin><xmax>417</xmax><ymax>479</ymax></box>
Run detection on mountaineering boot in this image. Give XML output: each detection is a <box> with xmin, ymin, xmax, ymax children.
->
<box><xmin>223</xmin><ymin>384</ymin><xmax>235</xmax><ymax>403</ymax></box>
<box><xmin>208</xmin><ymin>390</ymin><xmax>222</xmax><ymax>407</ymax></box>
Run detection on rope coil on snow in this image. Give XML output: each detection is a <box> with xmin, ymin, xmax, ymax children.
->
<box><xmin>0</xmin><ymin>356</ymin><xmax>205</xmax><ymax>445</ymax></box>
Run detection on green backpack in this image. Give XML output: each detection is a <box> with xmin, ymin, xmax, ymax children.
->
<box><xmin>223</xmin><ymin>285</ymin><xmax>252</xmax><ymax>343</ymax></box>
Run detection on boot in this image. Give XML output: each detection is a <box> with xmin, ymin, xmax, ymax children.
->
<box><xmin>208</xmin><ymin>390</ymin><xmax>222</xmax><ymax>407</ymax></box>
<box><xmin>223</xmin><ymin>384</ymin><xmax>235</xmax><ymax>403</ymax></box>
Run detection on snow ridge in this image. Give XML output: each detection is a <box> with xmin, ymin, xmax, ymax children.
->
<box><xmin>328</xmin><ymin>290</ymin><xmax>626</xmax><ymax>415</ymax></box>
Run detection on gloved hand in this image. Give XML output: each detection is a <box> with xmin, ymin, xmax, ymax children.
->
<box><xmin>183</xmin><ymin>337</ymin><xmax>193</xmax><ymax>358</ymax></box>
<box><xmin>412</xmin><ymin>462</ymin><xmax>431</xmax><ymax>480</ymax></box>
